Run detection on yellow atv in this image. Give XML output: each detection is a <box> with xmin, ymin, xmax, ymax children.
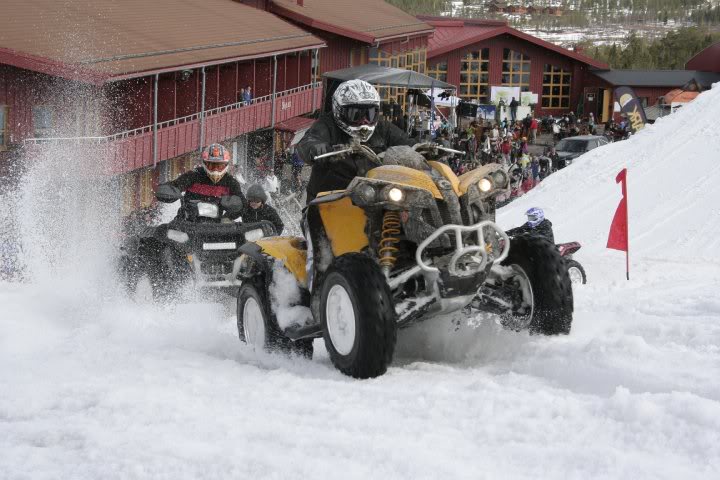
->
<box><xmin>235</xmin><ymin>142</ymin><xmax>573</xmax><ymax>378</ymax></box>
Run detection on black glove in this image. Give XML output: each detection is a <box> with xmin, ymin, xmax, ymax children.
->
<box><xmin>155</xmin><ymin>184</ymin><xmax>181</xmax><ymax>203</ymax></box>
<box><xmin>310</xmin><ymin>142</ymin><xmax>331</xmax><ymax>160</ymax></box>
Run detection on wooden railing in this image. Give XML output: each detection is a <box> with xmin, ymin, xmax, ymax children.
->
<box><xmin>24</xmin><ymin>83</ymin><xmax>323</xmax><ymax>175</ymax></box>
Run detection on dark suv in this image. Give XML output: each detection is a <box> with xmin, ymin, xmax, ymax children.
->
<box><xmin>555</xmin><ymin>135</ymin><xmax>609</xmax><ymax>168</ymax></box>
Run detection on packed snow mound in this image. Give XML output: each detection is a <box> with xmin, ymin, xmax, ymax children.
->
<box><xmin>498</xmin><ymin>84</ymin><xmax>720</xmax><ymax>262</ymax></box>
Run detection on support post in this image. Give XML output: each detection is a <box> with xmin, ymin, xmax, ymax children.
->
<box><xmin>152</xmin><ymin>73</ymin><xmax>159</xmax><ymax>168</ymax></box>
<box><xmin>270</xmin><ymin>55</ymin><xmax>278</xmax><ymax>170</ymax></box>
<box><xmin>311</xmin><ymin>48</ymin><xmax>319</xmax><ymax>112</ymax></box>
<box><xmin>199</xmin><ymin>66</ymin><xmax>206</xmax><ymax>151</ymax></box>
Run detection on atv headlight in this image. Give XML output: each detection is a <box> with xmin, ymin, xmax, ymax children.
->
<box><xmin>492</xmin><ymin>171</ymin><xmax>508</xmax><ymax>188</ymax></box>
<box><xmin>479</xmin><ymin>178</ymin><xmax>493</xmax><ymax>193</ymax></box>
<box><xmin>357</xmin><ymin>184</ymin><xmax>376</xmax><ymax>203</ymax></box>
<box><xmin>167</xmin><ymin>229</ymin><xmax>189</xmax><ymax>243</ymax></box>
<box><xmin>197</xmin><ymin>202</ymin><xmax>219</xmax><ymax>218</ymax></box>
<box><xmin>388</xmin><ymin>187</ymin><xmax>404</xmax><ymax>202</ymax></box>
<box><xmin>245</xmin><ymin>228</ymin><xmax>264</xmax><ymax>242</ymax></box>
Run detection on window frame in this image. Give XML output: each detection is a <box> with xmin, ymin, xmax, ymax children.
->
<box><xmin>459</xmin><ymin>49</ymin><xmax>490</xmax><ymax>103</ymax></box>
<box><xmin>33</xmin><ymin>105</ymin><xmax>56</xmax><ymax>138</ymax></box>
<box><xmin>541</xmin><ymin>64</ymin><xmax>572</xmax><ymax>109</ymax></box>
<box><xmin>369</xmin><ymin>46</ymin><xmax>427</xmax><ymax>108</ymax></box>
<box><xmin>501</xmin><ymin>49</ymin><xmax>531</xmax><ymax>92</ymax></box>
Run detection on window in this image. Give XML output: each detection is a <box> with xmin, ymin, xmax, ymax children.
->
<box><xmin>502</xmin><ymin>49</ymin><xmax>531</xmax><ymax>92</ymax></box>
<box><xmin>0</xmin><ymin>106</ymin><xmax>7</xmax><ymax>148</ymax></box>
<box><xmin>541</xmin><ymin>64</ymin><xmax>571</xmax><ymax>108</ymax></box>
<box><xmin>369</xmin><ymin>46</ymin><xmax>427</xmax><ymax>107</ymax></box>
<box><xmin>459</xmin><ymin>49</ymin><xmax>490</xmax><ymax>102</ymax></box>
<box><xmin>33</xmin><ymin>105</ymin><xmax>55</xmax><ymax>138</ymax></box>
<box><xmin>427</xmin><ymin>61</ymin><xmax>448</xmax><ymax>83</ymax></box>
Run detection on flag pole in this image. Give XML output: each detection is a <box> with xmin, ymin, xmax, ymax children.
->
<box><xmin>625</xmin><ymin>172</ymin><xmax>630</xmax><ymax>280</ymax></box>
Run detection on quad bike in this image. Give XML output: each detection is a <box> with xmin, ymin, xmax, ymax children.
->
<box><xmin>118</xmin><ymin>187</ymin><xmax>275</xmax><ymax>302</ymax></box>
<box><xmin>558</xmin><ymin>241</ymin><xmax>587</xmax><ymax>284</ymax></box>
<box><xmin>235</xmin><ymin>140</ymin><xmax>574</xmax><ymax>378</ymax></box>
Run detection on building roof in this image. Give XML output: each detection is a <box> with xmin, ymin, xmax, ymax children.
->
<box><xmin>663</xmin><ymin>89</ymin><xmax>700</xmax><ymax>104</ymax></box>
<box><xmin>418</xmin><ymin>17</ymin><xmax>607</xmax><ymax>69</ymax></box>
<box><xmin>686</xmin><ymin>41</ymin><xmax>720</xmax><ymax>73</ymax></box>
<box><xmin>269</xmin><ymin>0</ymin><xmax>433</xmax><ymax>44</ymax></box>
<box><xmin>275</xmin><ymin>116</ymin><xmax>315</xmax><ymax>132</ymax></box>
<box><xmin>589</xmin><ymin>69</ymin><xmax>720</xmax><ymax>88</ymax></box>
<box><xmin>0</xmin><ymin>0</ymin><xmax>325</xmax><ymax>84</ymax></box>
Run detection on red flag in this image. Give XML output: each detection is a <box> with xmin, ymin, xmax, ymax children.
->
<box><xmin>607</xmin><ymin>168</ymin><xmax>630</xmax><ymax>279</ymax></box>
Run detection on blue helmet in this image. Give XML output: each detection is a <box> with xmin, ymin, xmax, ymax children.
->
<box><xmin>526</xmin><ymin>207</ymin><xmax>544</xmax><ymax>227</ymax></box>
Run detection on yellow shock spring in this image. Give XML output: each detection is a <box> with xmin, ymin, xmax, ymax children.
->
<box><xmin>379</xmin><ymin>211</ymin><xmax>401</xmax><ymax>271</ymax></box>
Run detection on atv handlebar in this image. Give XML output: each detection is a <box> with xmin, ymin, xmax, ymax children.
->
<box><xmin>412</xmin><ymin>142</ymin><xmax>464</xmax><ymax>156</ymax></box>
<box><xmin>313</xmin><ymin>142</ymin><xmax>382</xmax><ymax>166</ymax></box>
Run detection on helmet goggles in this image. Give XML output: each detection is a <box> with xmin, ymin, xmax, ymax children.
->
<box><xmin>340</xmin><ymin>104</ymin><xmax>379</xmax><ymax>127</ymax></box>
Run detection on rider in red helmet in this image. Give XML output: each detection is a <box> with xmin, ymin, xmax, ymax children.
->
<box><xmin>156</xmin><ymin>143</ymin><xmax>246</xmax><ymax>219</ymax></box>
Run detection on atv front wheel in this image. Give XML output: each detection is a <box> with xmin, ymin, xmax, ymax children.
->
<box><xmin>566</xmin><ymin>260</ymin><xmax>587</xmax><ymax>285</ymax></box>
<box><xmin>120</xmin><ymin>254</ymin><xmax>172</xmax><ymax>303</ymax></box>
<box><xmin>502</xmin><ymin>235</ymin><xmax>574</xmax><ymax>335</ymax></box>
<box><xmin>237</xmin><ymin>282</ymin><xmax>313</xmax><ymax>358</ymax></box>
<box><xmin>320</xmin><ymin>254</ymin><xmax>396</xmax><ymax>379</ymax></box>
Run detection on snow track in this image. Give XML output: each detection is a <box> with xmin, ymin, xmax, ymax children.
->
<box><xmin>2</xmin><ymin>86</ymin><xmax>720</xmax><ymax>478</ymax></box>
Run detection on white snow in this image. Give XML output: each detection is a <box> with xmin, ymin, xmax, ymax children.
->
<box><xmin>1</xmin><ymin>86</ymin><xmax>720</xmax><ymax>478</ymax></box>
<box><xmin>269</xmin><ymin>262</ymin><xmax>313</xmax><ymax>330</ymax></box>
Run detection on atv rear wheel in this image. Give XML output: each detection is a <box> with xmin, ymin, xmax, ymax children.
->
<box><xmin>237</xmin><ymin>282</ymin><xmax>313</xmax><ymax>358</ymax></box>
<box><xmin>320</xmin><ymin>254</ymin><xmax>396</xmax><ymax>379</ymax></box>
<box><xmin>502</xmin><ymin>235</ymin><xmax>574</xmax><ymax>335</ymax></box>
<box><xmin>566</xmin><ymin>260</ymin><xmax>587</xmax><ymax>285</ymax></box>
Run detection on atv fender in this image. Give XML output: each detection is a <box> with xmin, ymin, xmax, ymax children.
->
<box><xmin>239</xmin><ymin>237</ymin><xmax>308</xmax><ymax>288</ymax></box>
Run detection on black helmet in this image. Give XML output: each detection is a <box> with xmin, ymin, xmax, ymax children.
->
<box><xmin>246</xmin><ymin>184</ymin><xmax>267</xmax><ymax>203</ymax></box>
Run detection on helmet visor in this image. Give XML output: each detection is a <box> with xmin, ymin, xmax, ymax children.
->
<box><xmin>341</xmin><ymin>105</ymin><xmax>379</xmax><ymax>127</ymax></box>
<box><xmin>204</xmin><ymin>161</ymin><xmax>228</xmax><ymax>172</ymax></box>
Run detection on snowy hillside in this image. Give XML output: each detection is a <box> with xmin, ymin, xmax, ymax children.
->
<box><xmin>498</xmin><ymin>83</ymin><xmax>720</xmax><ymax>262</ymax></box>
<box><xmin>1</xmin><ymin>86</ymin><xmax>720</xmax><ymax>478</ymax></box>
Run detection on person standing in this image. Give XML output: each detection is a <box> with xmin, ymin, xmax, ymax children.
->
<box><xmin>239</xmin><ymin>88</ymin><xmax>246</xmax><ymax>105</ymax></box>
<box><xmin>501</xmin><ymin>136</ymin><xmax>511</xmax><ymax>165</ymax></box>
<box><xmin>509</xmin><ymin>97</ymin><xmax>519</xmax><ymax>122</ymax></box>
<box><xmin>530</xmin><ymin>116</ymin><xmax>538</xmax><ymax>144</ymax></box>
<box><xmin>243</xmin><ymin>86</ymin><xmax>253</xmax><ymax>104</ymax></box>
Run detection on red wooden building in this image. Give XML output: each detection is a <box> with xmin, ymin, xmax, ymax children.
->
<box><xmin>1</xmin><ymin>0</ymin><xmax>325</xmax><ymax>209</ymax></box>
<box><xmin>686</xmin><ymin>41</ymin><xmax>720</xmax><ymax>73</ymax></box>
<box><xmin>418</xmin><ymin>17</ymin><xmax>607</xmax><ymax>117</ymax></box>
<box><xmin>262</xmin><ymin>0</ymin><xmax>434</xmax><ymax>104</ymax></box>
<box><xmin>584</xmin><ymin>69</ymin><xmax>720</xmax><ymax>122</ymax></box>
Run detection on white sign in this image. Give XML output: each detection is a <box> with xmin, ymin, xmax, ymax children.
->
<box><xmin>520</xmin><ymin>92</ymin><xmax>538</xmax><ymax>106</ymax></box>
<box><xmin>281</xmin><ymin>100</ymin><xmax>292</xmax><ymax>111</ymax></box>
<box><xmin>490</xmin><ymin>86</ymin><xmax>521</xmax><ymax>106</ymax></box>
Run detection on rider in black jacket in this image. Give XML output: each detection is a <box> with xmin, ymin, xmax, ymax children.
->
<box><xmin>506</xmin><ymin>207</ymin><xmax>555</xmax><ymax>244</ymax></box>
<box><xmin>156</xmin><ymin>143</ymin><xmax>246</xmax><ymax>219</ymax></box>
<box><xmin>297</xmin><ymin>79</ymin><xmax>414</xmax><ymax>203</ymax></box>
<box><xmin>242</xmin><ymin>184</ymin><xmax>284</xmax><ymax>235</ymax></box>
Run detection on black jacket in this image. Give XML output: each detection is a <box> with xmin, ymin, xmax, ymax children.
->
<box><xmin>298</xmin><ymin>112</ymin><xmax>414</xmax><ymax>203</ymax></box>
<box><xmin>241</xmin><ymin>203</ymin><xmax>284</xmax><ymax>235</ymax></box>
<box><xmin>506</xmin><ymin>219</ymin><xmax>555</xmax><ymax>244</ymax></box>
<box><xmin>161</xmin><ymin>167</ymin><xmax>246</xmax><ymax>219</ymax></box>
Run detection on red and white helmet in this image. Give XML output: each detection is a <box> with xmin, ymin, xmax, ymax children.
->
<box><xmin>202</xmin><ymin>143</ymin><xmax>231</xmax><ymax>183</ymax></box>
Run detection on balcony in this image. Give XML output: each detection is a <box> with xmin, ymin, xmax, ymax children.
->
<box><xmin>23</xmin><ymin>83</ymin><xmax>323</xmax><ymax>175</ymax></box>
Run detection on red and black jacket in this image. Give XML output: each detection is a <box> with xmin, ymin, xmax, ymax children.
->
<box><xmin>165</xmin><ymin>167</ymin><xmax>244</xmax><ymax>201</ymax></box>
